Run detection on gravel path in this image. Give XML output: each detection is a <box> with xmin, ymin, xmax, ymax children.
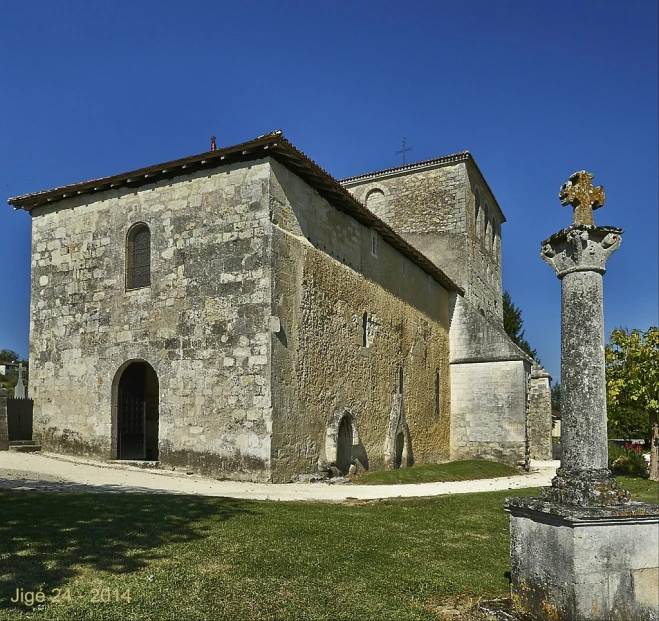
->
<box><xmin>0</xmin><ymin>451</ymin><xmax>558</xmax><ymax>502</ymax></box>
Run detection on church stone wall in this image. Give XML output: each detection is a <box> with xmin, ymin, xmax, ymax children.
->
<box><xmin>464</xmin><ymin>165</ymin><xmax>503</xmax><ymax>323</ymax></box>
<box><xmin>344</xmin><ymin>163</ymin><xmax>469</xmax><ymax>295</ymax></box>
<box><xmin>449</xmin><ymin>294</ymin><xmax>534</xmax><ymax>465</ymax></box>
<box><xmin>450</xmin><ymin>359</ymin><xmax>530</xmax><ymax>466</ymax></box>
<box><xmin>344</xmin><ymin>160</ymin><xmax>504</xmax><ymax>324</ymax></box>
<box><xmin>528</xmin><ymin>368</ymin><xmax>553</xmax><ymax>460</ymax></box>
<box><xmin>269</xmin><ymin>162</ymin><xmax>451</xmax><ymax>480</ymax></box>
<box><xmin>28</xmin><ymin>161</ymin><xmax>274</xmax><ymax>481</ymax></box>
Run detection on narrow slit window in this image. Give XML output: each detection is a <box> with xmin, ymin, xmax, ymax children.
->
<box><xmin>371</xmin><ymin>233</ymin><xmax>378</xmax><ymax>257</ymax></box>
<box><xmin>398</xmin><ymin>366</ymin><xmax>404</xmax><ymax>394</ymax></box>
<box><xmin>362</xmin><ymin>312</ymin><xmax>369</xmax><ymax>348</ymax></box>
<box><xmin>435</xmin><ymin>370</ymin><xmax>440</xmax><ymax>416</ymax></box>
<box><xmin>126</xmin><ymin>223</ymin><xmax>151</xmax><ymax>290</ymax></box>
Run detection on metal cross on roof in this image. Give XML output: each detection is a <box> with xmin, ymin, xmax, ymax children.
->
<box><xmin>395</xmin><ymin>137</ymin><xmax>413</xmax><ymax>165</ymax></box>
<box><xmin>559</xmin><ymin>170</ymin><xmax>606</xmax><ymax>227</ymax></box>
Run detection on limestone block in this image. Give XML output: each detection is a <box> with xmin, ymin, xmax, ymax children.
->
<box><xmin>506</xmin><ymin>497</ymin><xmax>659</xmax><ymax>621</ymax></box>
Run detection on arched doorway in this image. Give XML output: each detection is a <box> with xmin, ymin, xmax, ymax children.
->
<box><xmin>115</xmin><ymin>361</ymin><xmax>159</xmax><ymax>460</ymax></box>
<box><xmin>336</xmin><ymin>415</ymin><xmax>353</xmax><ymax>475</ymax></box>
<box><xmin>394</xmin><ymin>431</ymin><xmax>405</xmax><ymax>469</ymax></box>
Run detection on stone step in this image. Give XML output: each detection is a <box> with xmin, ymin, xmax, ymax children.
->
<box><xmin>9</xmin><ymin>440</ymin><xmax>37</xmax><ymax>446</ymax></box>
<box><xmin>114</xmin><ymin>460</ymin><xmax>160</xmax><ymax>469</ymax></box>
<box><xmin>9</xmin><ymin>442</ymin><xmax>42</xmax><ymax>453</ymax></box>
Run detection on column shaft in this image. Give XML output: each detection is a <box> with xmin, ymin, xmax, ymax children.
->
<box><xmin>560</xmin><ymin>270</ymin><xmax>608</xmax><ymax>471</ymax></box>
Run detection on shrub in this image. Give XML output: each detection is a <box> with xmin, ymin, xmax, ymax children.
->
<box><xmin>609</xmin><ymin>441</ymin><xmax>648</xmax><ymax>476</ymax></box>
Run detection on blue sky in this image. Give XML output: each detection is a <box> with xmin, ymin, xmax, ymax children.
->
<box><xmin>1</xmin><ymin>1</ymin><xmax>657</xmax><ymax>381</ymax></box>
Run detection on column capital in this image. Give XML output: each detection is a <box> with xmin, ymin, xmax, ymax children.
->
<box><xmin>541</xmin><ymin>225</ymin><xmax>623</xmax><ymax>279</ymax></box>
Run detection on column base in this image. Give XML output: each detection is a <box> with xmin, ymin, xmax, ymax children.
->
<box><xmin>541</xmin><ymin>467</ymin><xmax>631</xmax><ymax>507</ymax></box>
<box><xmin>505</xmin><ymin>497</ymin><xmax>659</xmax><ymax>621</ymax></box>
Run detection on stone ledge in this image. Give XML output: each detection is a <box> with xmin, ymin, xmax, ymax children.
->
<box><xmin>540</xmin><ymin>224</ymin><xmax>624</xmax><ymax>246</ymax></box>
<box><xmin>505</xmin><ymin>496</ymin><xmax>659</xmax><ymax>526</ymax></box>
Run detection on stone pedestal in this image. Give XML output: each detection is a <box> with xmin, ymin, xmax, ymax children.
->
<box><xmin>506</xmin><ymin>498</ymin><xmax>659</xmax><ymax>621</ymax></box>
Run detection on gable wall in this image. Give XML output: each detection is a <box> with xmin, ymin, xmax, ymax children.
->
<box><xmin>345</xmin><ymin>163</ymin><xmax>470</xmax><ymax>295</ymax></box>
<box><xmin>344</xmin><ymin>161</ymin><xmax>504</xmax><ymax>323</ymax></box>
<box><xmin>28</xmin><ymin>160</ymin><xmax>274</xmax><ymax>480</ymax></box>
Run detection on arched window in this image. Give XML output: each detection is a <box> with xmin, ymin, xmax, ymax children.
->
<box><xmin>126</xmin><ymin>223</ymin><xmax>151</xmax><ymax>290</ymax></box>
<box><xmin>365</xmin><ymin>188</ymin><xmax>386</xmax><ymax>218</ymax></box>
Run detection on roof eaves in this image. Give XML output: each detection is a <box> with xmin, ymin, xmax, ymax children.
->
<box><xmin>340</xmin><ymin>150</ymin><xmax>507</xmax><ymax>224</ymax></box>
<box><xmin>7</xmin><ymin>131</ymin><xmax>464</xmax><ymax>295</ymax></box>
<box><xmin>7</xmin><ymin>131</ymin><xmax>285</xmax><ymax>212</ymax></box>
<box><xmin>268</xmin><ymin>137</ymin><xmax>464</xmax><ymax>294</ymax></box>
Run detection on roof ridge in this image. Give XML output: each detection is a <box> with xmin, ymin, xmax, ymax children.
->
<box><xmin>339</xmin><ymin>151</ymin><xmax>472</xmax><ymax>184</ymax></box>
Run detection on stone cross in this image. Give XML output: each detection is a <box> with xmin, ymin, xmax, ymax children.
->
<box><xmin>559</xmin><ymin>170</ymin><xmax>606</xmax><ymax>227</ymax></box>
<box><xmin>14</xmin><ymin>363</ymin><xmax>26</xmax><ymax>399</ymax></box>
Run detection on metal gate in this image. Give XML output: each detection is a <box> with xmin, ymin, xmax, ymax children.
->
<box><xmin>7</xmin><ymin>398</ymin><xmax>34</xmax><ymax>441</ymax></box>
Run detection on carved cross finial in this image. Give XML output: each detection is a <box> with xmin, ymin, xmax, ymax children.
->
<box><xmin>559</xmin><ymin>170</ymin><xmax>605</xmax><ymax>226</ymax></box>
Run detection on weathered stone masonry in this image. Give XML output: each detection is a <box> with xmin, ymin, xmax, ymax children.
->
<box><xmin>9</xmin><ymin>131</ymin><xmax>553</xmax><ymax>479</ymax></box>
<box><xmin>343</xmin><ymin>156</ymin><xmax>551</xmax><ymax>466</ymax></box>
<box><xmin>28</xmin><ymin>162</ymin><xmax>274</xmax><ymax>480</ymax></box>
<box><xmin>269</xmin><ymin>161</ymin><xmax>451</xmax><ymax>478</ymax></box>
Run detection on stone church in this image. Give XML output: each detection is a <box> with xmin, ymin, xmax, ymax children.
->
<box><xmin>8</xmin><ymin>130</ymin><xmax>551</xmax><ymax>482</ymax></box>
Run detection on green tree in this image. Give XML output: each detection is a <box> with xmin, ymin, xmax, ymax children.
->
<box><xmin>502</xmin><ymin>291</ymin><xmax>538</xmax><ymax>360</ymax></box>
<box><xmin>0</xmin><ymin>349</ymin><xmax>28</xmax><ymax>397</ymax></box>
<box><xmin>551</xmin><ymin>382</ymin><xmax>561</xmax><ymax>412</ymax></box>
<box><xmin>0</xmin><ymin>349</ymin><xmax>21</xmax><ymax>363</ymax></box>
<box><xmin>605</xmin><ymin>327</ymin><xmax>659</xmax><ymax>481</ymax></box>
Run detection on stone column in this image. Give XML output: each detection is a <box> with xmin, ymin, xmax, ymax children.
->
<box><xmin>0</xmin><ymin>387</ymin><xmax>9</xmax><ymax>450</ymax></box>
<box><xmin>540</xmin><ymin>224</ymin><xmax>629</xmax><ymax>506</ymax></box>
<box><xmin>504</xmin><ymin>171</ymin><xmax>659</xmax><ymax>621</ymax></box>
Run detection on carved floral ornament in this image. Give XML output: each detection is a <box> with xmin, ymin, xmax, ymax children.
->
<box><xmin>540</xmin><ymin>170</ymin><xmax>623</xmax><ymax>278</ymax></box>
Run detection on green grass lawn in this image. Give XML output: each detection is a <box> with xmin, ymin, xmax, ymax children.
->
<box><xmin>0</xmin><ymin>476</ymin><xmax>656</xmax><ymax>621</ymax></box>
<box><xmin>618</xmin><ymin>475</ymin><xmax>659</xmax><ymax>503</ymax></box>
<box><xmin>353</xmin><ymin>460</ymin><xmax>520</xmax><ymax>485</ymax></box>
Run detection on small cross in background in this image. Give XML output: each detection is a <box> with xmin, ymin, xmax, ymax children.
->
<box><xmin>395</xmin><ymin>137</ymin><xmax>413</xmax><ymax>165</ymax></box>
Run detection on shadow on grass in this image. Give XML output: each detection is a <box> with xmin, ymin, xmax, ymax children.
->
<box><xmin>0</xmin><ymin>478</ymin><xmax>203</xmax><ymax>494</ymax></box>
<box><xmin>0</xmin><ymin>488</ymin><xmax>254</xmax><ymax>609</ymax></box>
